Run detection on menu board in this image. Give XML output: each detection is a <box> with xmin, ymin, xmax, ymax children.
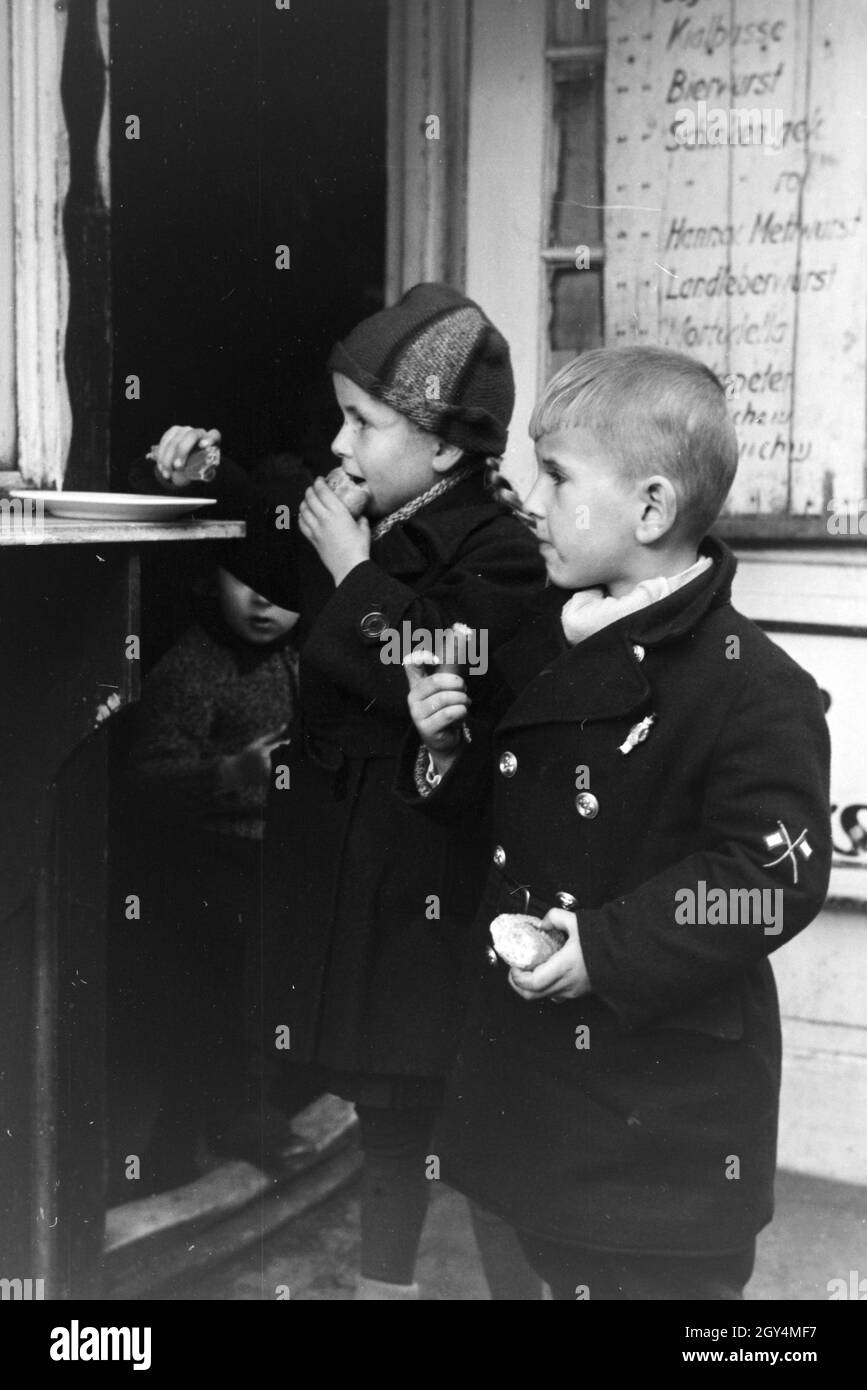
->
<box><xmin>605</xmin><ymin>0</ymin><xmax>867</xmax><ymax>517</ymax></box>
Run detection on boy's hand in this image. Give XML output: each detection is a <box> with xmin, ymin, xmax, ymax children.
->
<box><xmin>151</xmin><ymin>425</ymin><xmax>222</xmax><ymax>487</ymax></box>
<box><xmin>405</xmin><ymin>666</ymin><xmax>469</xmax><ymax>767</ymax></box>
<box><xmin>298</xmin><ymin>476</ymin><xmax>371</xmax><ymax>585</ymax></box>
<box><xmin>219</xmin><ymin>728</ymin><xmax>289</xmax><ymax>793</ymax></box>
<box><xmin>508</xmin><ymin>909</ymin><xmax>591</xmax><ymax>1003</ymax></box>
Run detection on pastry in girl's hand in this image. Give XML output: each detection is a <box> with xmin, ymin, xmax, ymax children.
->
<box><xmin>146</xmin><ymin>441</ymin><xmax>220</xmax><ymax>485</ymax></box>
<box><xmin>490</xmin><ymin>913</ymin><xmax>568</xmax><ymax>970</ymax></box>
<box><xmin>439</xmin><ymin>623</ymin><xmax>475</xmax><ymax>676</ymax></box>
<box><xmin>326</xmin><ymin>467</ymin><xmax>371</xmax><ymax>519</ymax></box>
<box><xmin>401</xmin><ymin>624</ymin><xmax>477</xmax><ymax>678</ymax></box>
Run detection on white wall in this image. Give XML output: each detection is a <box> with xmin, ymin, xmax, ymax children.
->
<box><xmin>465</xmin><ymin>0</ymin><xmax>546</xmax><ymax>491</ymax></box>
<box><xmin>733</xmin><ymin>550</ymin><xmax>867</xmax><ymax>1183</ymax></box>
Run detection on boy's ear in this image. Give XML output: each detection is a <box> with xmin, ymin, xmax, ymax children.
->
<box><xmin>635</xmin><ymin>475</ymin><xmax>679</xmax><ymax>544</ymax></box>
<box><xmin>431</xmin><ymin>439</ymin><xmax>464</xmax><ymax>474</ymax></box>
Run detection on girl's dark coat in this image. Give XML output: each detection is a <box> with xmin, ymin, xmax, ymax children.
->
<box><xmin>258</xmin><ymin>465</ymin><xmax>545</xmax><ymax>1080</ymax></box>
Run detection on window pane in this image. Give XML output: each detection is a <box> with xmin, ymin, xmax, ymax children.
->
<box><xmin>549</xmin><ymin>63</ymin><xmax>604</xmax><ymax>247</ymax></box>
<box><xmin>547</xmin><ymin>268</ymin><xmax>603</xmax><ymax>379</ymax></box>
<box><xmin>548</xmin><ymin>0</ymin><xmax>606</xmax><ymax>47</ymax></box>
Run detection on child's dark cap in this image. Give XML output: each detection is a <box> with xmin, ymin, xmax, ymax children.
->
<box><xmin>327</xmin><ymin>282</ymin><xmax>515</xmax><ymax>458</ymax></box>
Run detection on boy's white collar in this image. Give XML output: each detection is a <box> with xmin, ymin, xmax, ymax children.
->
<box><xmin>560</xmin><ymin>555</ymin><xmax>712</xmax><ymax>646</ymax></box>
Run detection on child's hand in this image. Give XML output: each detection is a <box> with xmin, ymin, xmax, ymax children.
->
<box><xmin>405</xmin><ymin>666</ymin><xmax>469</xmax><ymax>764</ymax></box>
<box><xmin>219</xmin><ymin>728</ymin><xmax>289</xmax><ymax>793</ymax></box>
<box><xmin>507</xmin><ymin>909</ymin><xmax>591</xmax><ymax>1003</ymax></box>
<box><xmin>150</xmin><ymin>425</ymin><xmax>222</xmax><ymax>487</ymax></box>
<box><xmin>298</xmin><ymin>476</ymin><xmax>371</xmax><ymax>585</ymax></box>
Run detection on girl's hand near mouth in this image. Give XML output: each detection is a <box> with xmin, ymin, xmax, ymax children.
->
<box><xmin>298</xmin><ymin>476</ymin><xmax>372</xmax><ymax>585</ymax></box>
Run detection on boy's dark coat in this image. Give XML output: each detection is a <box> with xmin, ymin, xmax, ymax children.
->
<box><xmin>257</xmin><ymin>465</ymin><xmax>545</xmax><ymax>1080</ymax></box>
<box><xmin>398</xmin><ymin>539</ymin><xmax>831</xmax><ymax>1251</ymax></box>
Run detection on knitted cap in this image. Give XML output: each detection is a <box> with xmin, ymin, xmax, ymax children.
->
<box><xmin>327</xmin><ymin>283</ymin><xmax>514</xmax><ymax>457</ymax></box>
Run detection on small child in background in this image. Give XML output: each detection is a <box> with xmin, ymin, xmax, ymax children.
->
<box><xmin>128</xmin><ymin>545</ymin><xmax>300</xmax><ymax>1191</ymax></box>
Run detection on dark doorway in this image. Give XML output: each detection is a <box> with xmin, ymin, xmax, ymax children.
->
<box><xmin>105</xmin><ymin>0</ymin><xmax>389</xmax><ymax>1211</ymax></box>
<box><xmin>109</xmin><ymin>0</ymin><xmax>389</xmax><ymax>475</ymax></box>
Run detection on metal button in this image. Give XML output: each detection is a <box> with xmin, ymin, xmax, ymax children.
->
<box><xmin>360</xmin><ymin>610</ymin><xmax>389</xmax><ymax>641</ymax></box>
<box><xmin>575</xmin><ymin>792</ymin><xmax>599</xmax><ymax>820</ymax></box>
<box><xmin>498</xmin><ymin>751</ymin><xmax>518</xmax><ymax>778</ymax></box>
<box><xmin>632</xmin><ymin>644</ymin><xmax>646</xmax><ymax>663</ymax></box>
<box><xmin>493</xmin><ymin>844</ymin><xmax>507</xmax><ymax>868</ymax></box>
<box><xmin>555</xmin><ymin>891</ymin><xmax>577</xmax><ymax>909</ymax></box>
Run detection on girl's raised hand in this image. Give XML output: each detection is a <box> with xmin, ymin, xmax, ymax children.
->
<box><xmin>150</xmin><ymin>425</ymin><xmax>222</xmax><ymax>487</ymax></box>
<box><xmin>297</xmin><ymin>476</ymin><xmax>371</xmax><ymax>584</ymax></box>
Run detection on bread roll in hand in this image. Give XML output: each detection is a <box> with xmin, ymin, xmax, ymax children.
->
<box><xmin>325</xmin><ymin>467</ymin><xmax>371</xmax><ymax>519</ymax></box>
<box><xmin>490</xmin><ymin>913</ymin><xmax>568</xmax><ymax>970</ymax></box>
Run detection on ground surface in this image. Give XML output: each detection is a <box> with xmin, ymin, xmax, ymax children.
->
<box><xmin>155</xmin><ymin>1168</ymin><xmax>866</xmax><ymax>1302</ymax></box>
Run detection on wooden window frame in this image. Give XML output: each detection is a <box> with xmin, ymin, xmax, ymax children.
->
<box><xmin>540</xmin><ymin>31</ymin><xmax>606</xmax><ymax>390</ymax></box>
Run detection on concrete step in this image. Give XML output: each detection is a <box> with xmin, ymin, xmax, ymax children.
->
<box><xmin>104</xmin><ymin>1094</ymin><xmax>360</xmax><ymax>1299</ymax></box>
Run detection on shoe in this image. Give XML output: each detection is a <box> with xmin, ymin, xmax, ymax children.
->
<box><xmin>355</xmin><ymin>1276</ymin><xmax>420</xmax><ymax>1300</ymax></box>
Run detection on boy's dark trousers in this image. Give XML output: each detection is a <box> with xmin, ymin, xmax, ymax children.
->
<box><xmin>516</xmin><ymin>1232</ymin><xmax>756</xmax><ymax>1301</ymax></box>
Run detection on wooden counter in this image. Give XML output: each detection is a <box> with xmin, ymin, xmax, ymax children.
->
<box><xmin>0</xmin><ymin>519</ymin><xmax>245</xmax><ymax>547</ymax></box>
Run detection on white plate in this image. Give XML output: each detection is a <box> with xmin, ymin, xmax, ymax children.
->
<box><xmin>10</xmin><ymin>491</ymin><xmax>217</xmax><ymax>522</ymax></box>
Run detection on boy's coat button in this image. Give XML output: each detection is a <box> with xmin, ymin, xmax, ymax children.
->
<box><xmin>498</xmin><ymin>751</ymin><xmax>518</xmax><ymax>777</ymax></box>
<box><xmin>632</xmin><ymin>644</ymin><xmax>646</xmax><ymax>663</ymax></box>
<box><xmin>493</xmin><ymin>845</ymin><xmax>507</xmax><ymax>867</ymax></box>
<box><xmin>556</xmin><ymin>891</ymin><xmax>577</xmax><ymax>909</ymax></box>
<box><xmin>575</xmin><ymin>792</ymin><xmax>600</xmax><ymax>819</ymax></box>
<box><xmin>359</xmin><ymin>610</ymin><xmax>389</xmax><ymax>640</ymax></box>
